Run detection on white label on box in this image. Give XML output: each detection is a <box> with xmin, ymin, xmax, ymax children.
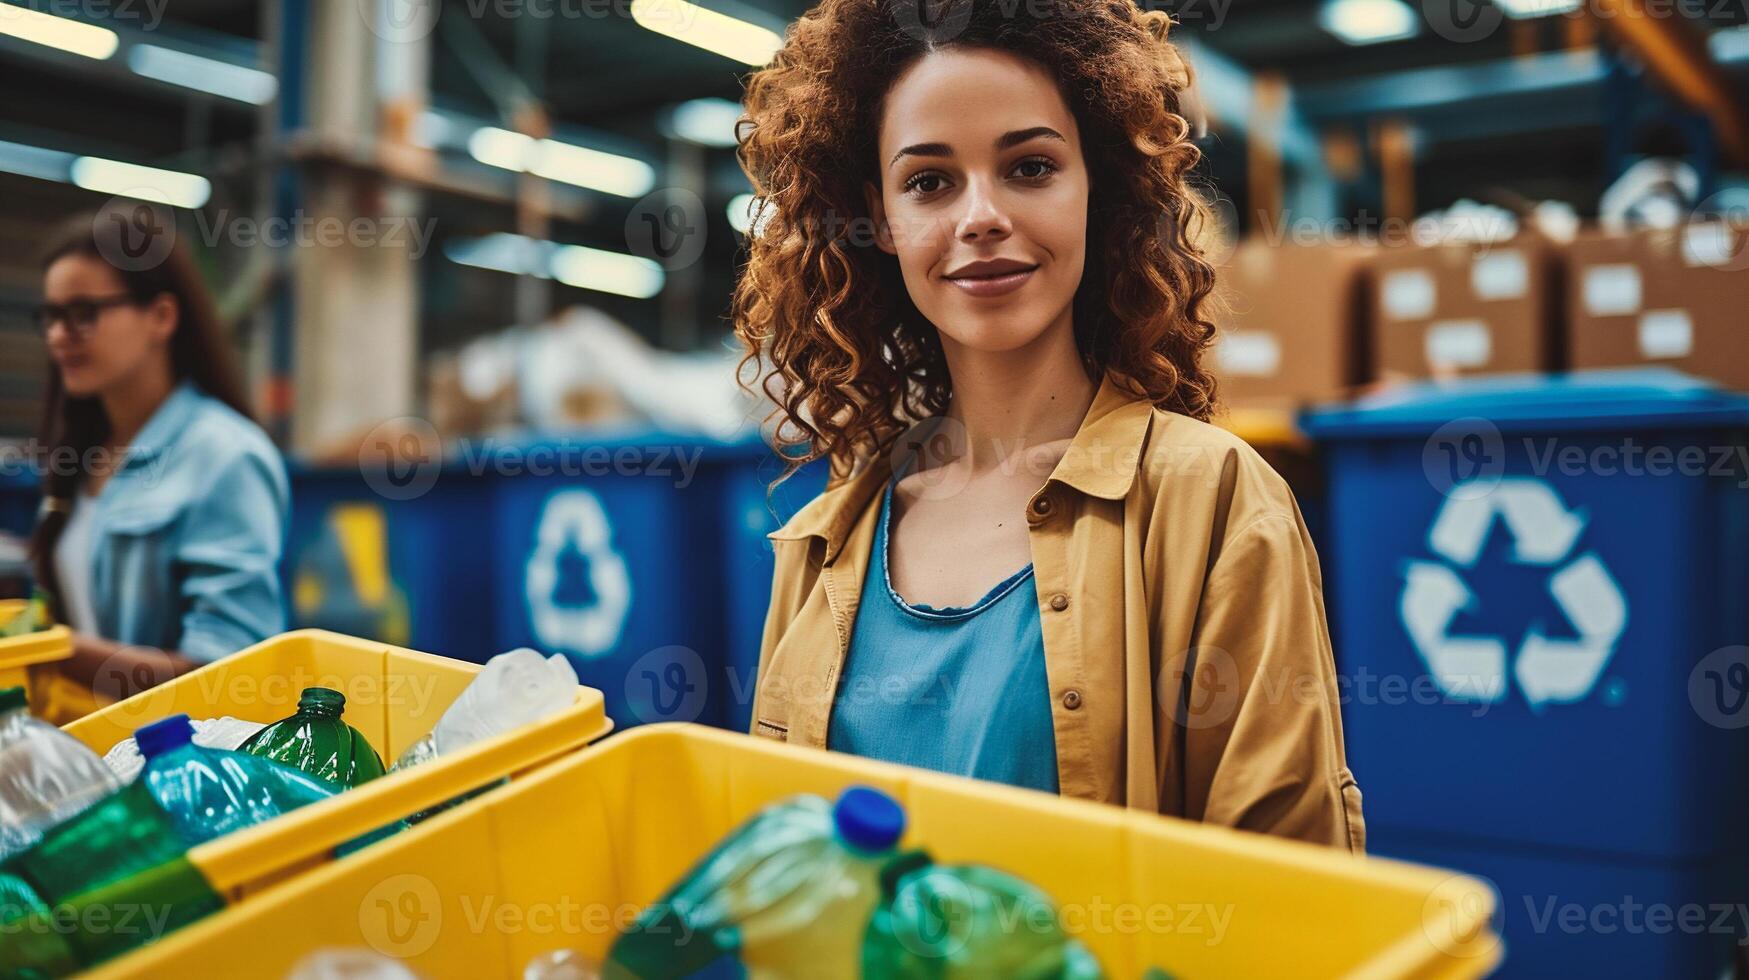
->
<box><xmin>1581</xmin><ymin>264</ymin><xmax>1642</xmax><ymax>316</ymax></box>
<box><xmin>1682</xmin><ymin>222</ymin><xmax>1734</xmax><ymax>269</ymax></box>
<box><xmin>1471</xmin><ymin>250</ymin><xmax>1527</xmax><ymax>300</ymax></box>
<box><xmin>1216</xmin><ymin>331</ymin><xmax>1281</xmax><ymax>377</ymax></box>
<box><xmin>1637</xmin><ymin>309</ymin><xmax>1694</xmax><ymax>359</ymax></box>
<box><xmin>1382</xmin><ymin>268</ymin><xmax>1436</xmax><ymax>320</ymax></box>
<box><xmin>1426</xmin><ymin>320</ymin><xmax>1492</xmax><ymax>369</ymax></box>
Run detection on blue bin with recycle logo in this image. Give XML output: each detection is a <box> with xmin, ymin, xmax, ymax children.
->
<box><xmin>1303</xmin><ymin>369</ymin><xmax>1749</xmax><ymax>979</ymax></box>
<box><xmin>712</xmin><ymin>451</ymin><xmax>828</xmax><ymax>733</ymax></box>
<box><xmin>284</xmin><ymin>457</ymin><xmax>499</xmax><ymax>661</ymax></box>
<box><xmin>486</xmin><ymin>432</ymin><xmax>738</xmax><ymax>729</ymax></box>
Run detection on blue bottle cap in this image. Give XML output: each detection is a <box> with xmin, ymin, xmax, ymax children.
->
<box><xmin>833</xmin><ymin>785</ymin><xmax>905</xmax><ymax>853</ymax></box>
<box><xmin>136</xmin><ymin>714</ymin><xmax>196</xmax><ymax>760</ymax></box>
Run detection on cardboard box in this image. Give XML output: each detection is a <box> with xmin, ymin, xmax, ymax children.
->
<box><xmin>1565</xmin><ymin>221</ymin><xmax>1749</xmax><ymax>391</ymax></box>
<box><xmin>1370</xmin><ymin>236</ymin><xmax>1561</xmax><ymax>379</ymax></box>
<box><xmin>1210</xmin><ymin>238</ymin><xmax>1374</xmax><ymax>412</ymax></box>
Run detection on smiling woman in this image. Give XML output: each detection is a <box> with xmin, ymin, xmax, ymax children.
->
<box><xmin>735</xmin><ymin>0</ymin><xmax>1365</xmax><ymax>853</ymax></box>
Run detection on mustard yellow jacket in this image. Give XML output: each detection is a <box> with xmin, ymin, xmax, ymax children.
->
<box><xmin>751</xmin><ymin>374</ymin><xmax>1365</xmax><ymax>853</ymax></box>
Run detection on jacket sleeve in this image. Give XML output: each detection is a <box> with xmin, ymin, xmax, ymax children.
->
<box><xmin>1178</xmin><ymin>509</ymin><xmax>1366</xmax><ymax>853</ymax></box>
<box><xmin>174</xmin><ymin>449</ymin><xmax>289</xmax><ymax>664</ymax></box>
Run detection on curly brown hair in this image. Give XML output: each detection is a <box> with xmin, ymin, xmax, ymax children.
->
<box><xmin>733</xmin><ymin>0</ymin><xmax>1218</xmax><ymax>484</ymax></box>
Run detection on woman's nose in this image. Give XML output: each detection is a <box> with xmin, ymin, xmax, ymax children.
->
<box><xmin>955</xmin><ymin>181</ymin><xmax>1012</xmax><ymax>243</ymax></box>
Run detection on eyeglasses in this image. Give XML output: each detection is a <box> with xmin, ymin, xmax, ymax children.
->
<box><xmin>32</xmin><ymin>295</ymin><xmax>139</xmax><ymax>336</ymax></box>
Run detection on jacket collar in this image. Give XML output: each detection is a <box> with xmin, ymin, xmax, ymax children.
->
<box><xmin>124</xmin><ymin>380</ymin><xmax>203</xmax><ymax>467</ymax></box>
<box><xmin>770</xmin><ymin>372</ymin><xmax>1154</xmax><ymax>564</ymax></box>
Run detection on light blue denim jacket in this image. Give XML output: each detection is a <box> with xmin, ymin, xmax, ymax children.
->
<box><xmin>64</xmin><ymin>381</ymin><xmax>289</xmax><ymax>663</ymax></box>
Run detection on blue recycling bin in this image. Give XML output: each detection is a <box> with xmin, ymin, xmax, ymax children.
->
<box><xmin>487</xmin><ymin>432</ymin><xmax>752</xmax><ymax>729</ymax></box>
<box><xmin>284</xmin><ymin>462</ymin><xmax>498</xmax><ymax>661</ymax></box>
<box><xmin>1303</xmin><ymin>369</ymin><xmax>1749</xmax><ymax>978</ymax></box>
<box><xmin>713</xmin><ymin>452</ymin><xmax>826</xmax><ymax>733</ymax></box>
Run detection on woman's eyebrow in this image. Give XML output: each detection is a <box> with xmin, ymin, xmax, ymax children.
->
<box><xmin>888</xmin><ymin>127</ymin><xmax>1067</xmax><ymax>170</ymax></box>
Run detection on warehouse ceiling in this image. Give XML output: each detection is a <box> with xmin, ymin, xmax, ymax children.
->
<box><xmin>2</xmin><ymin>0</ymin><xmax>1747</xmax><ymax>344</ymax></box>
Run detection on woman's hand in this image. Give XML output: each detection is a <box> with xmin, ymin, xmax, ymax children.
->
<box><xmin>62</xmin><ymin>633</ymin><xmax>199</xmax><ymax>700</ymax></box>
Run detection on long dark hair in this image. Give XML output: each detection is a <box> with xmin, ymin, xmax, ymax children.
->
<box><xmin>30</xmin><ymin>207</ymin><xmax>253</xmax><ymax>616</ymax></box>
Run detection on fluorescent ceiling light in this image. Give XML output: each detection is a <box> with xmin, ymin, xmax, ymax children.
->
<box><xmin>467</xmin><ymin>126</ymin><xmax>656</xmax><ymax>198</ymax></box>
<box><xmin>0</xmin><ymin>138</ymin><xmax>74</xmax><ymax>182</ymax></box>
<box><xmin>1492</xmin><ymin>0</ymin><xmax>1581</xmax><ymax>16</ymax></box>
<box><xmin>447</xmin><ymin>233</ymin><xmax>665</xmax><ymax>299</ymax></box>
<box><xmin>444</xmin><ymin>233</ymin><xmax>552</xmax><ymax>277</ymax></box>
<box><xmin>630</xmin><ymin>0</ymin><xmax>782</xmax><ymax>66</ymax></box>
<box><xmin>412</xmin><ymin>109</ymin><xmax>452</xmax><ymax>149</ymax></box>
<box><xmin>1319</xmin><ymin>0</ymin><xmax>1419</xmax><ymax>45</ymax></box>
<box><xmin>127</xmin><ymin>44</ymin><xmax>278</xmax><ymax>104</ymax></box>
<box><xmin>0</xmin><ymin>2</ymin><xmax>117</xmax><ymax>59</ymax></box>
<box><xmin>552</xmin><ymin>245</ymin><xmax>664</xmax><ymax>298</ymax></box>
<box><xmin>727</xmin><ymin>193</ymin><xmax>764</xmax><ymax>235</ymax></box>
<box><xmin>69</xmin><ymin>156</ymin><xmax>210</xmax><ymax>208</ymax></box>
<box><xmin>668</xmin><ymin>98</ymin><xmax>744</xmax><ymax>147</ymax></box>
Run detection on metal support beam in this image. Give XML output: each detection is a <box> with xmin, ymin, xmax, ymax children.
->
<box><xmin>1587</xmin><ymin>0</ymin><xmax>1749</xmax><ymax>166</ymax></box>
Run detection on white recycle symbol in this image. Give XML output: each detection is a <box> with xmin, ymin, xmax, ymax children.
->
<box><xmin>1400</xmin><ymin>478</ymin><xmax>1628</xmax><ymax>710</ymax></box>
<box><xmin>525</xmin><ymin>489</ymin><xmax>632</xmax><ymax>658</ymax></box>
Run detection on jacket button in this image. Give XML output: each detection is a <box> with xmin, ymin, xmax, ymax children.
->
<box><xmin>1030</xmin><ymin>495</ymin><xmax>1053</xmax><ymax>518</ymax></box>
<box><xmin>1049</xmin><ymin>593</ymin><xmax>1069</xmax><ymax>612</ymax></box>
<box><xmin>1062</xmin><ymin>690</ymin><xmax>1082</xmax><ymax>710</ymax></box>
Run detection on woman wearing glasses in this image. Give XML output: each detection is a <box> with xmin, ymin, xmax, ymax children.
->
<box><xmin>29</xmin><ymin>208</ymin><xmax>287</xmax><ymax>698</ymax></box>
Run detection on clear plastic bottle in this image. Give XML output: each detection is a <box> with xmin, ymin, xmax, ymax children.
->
<box><xmin>136</xmin><ymin>714</ymin><xmax>339</xmax><ymax>846</ymax></box>
<box><xmin>607</xmin><ymin>786</ymin><xmax>906</xmax><ymax>980</ymax></box>
<box><xmin>392</xmin><ymin>648</ymin><xmax>578</xmax><ymax>771</ymax></box>
<box><xmin>0</xmin><ymin>685</ymin><xmax>120</xmax><ymax>861</ymax></box>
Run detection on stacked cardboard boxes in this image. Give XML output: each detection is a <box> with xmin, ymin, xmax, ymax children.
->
<box><xmin>1210</xmin><ymin>238</ymin><xmax>1375</xmax><ymax>412</ymax></box>
<box><xmin>1565</xmin><ymin>221</ymin><xmax>1749</xmax><ymax>391</ymax></box>
<box><xmin>1370</xmin><ymin>236</ymin><xmax>1562</xmax><ymax>380</ymax></box>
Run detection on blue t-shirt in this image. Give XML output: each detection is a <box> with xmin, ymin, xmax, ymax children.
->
<box><xmin>826</xmin><ymin>479</ymin><xmax>1059</xmax><ymax>793</ymax></box>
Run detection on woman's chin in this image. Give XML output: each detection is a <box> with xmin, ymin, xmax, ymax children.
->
<box><xmin>935</xmin><ymin>317</ymin><xmax>1058</xmax><ymax>356</ymax></box>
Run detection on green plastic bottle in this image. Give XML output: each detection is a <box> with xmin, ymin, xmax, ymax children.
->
<box><xmin>863</xmin><ymin>863</ymin><xmax>1105</xmax><ymax>979</ymax></box>
<box><xmin>0</xmin><ymin>779</ymin><xmax>222</xmax><ymax>975</ymax></box>
<box><xmin>237</xmin><ymin>687</ymin><xmax>387</xmax><ymax>788</ymax></box>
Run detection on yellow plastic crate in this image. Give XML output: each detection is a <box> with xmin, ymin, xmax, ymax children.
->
<box><xmin>63</xmin><ymin>628</ymin><xmax>613</xmax><ymax>900</ymax></box>
<box><xmin>0</xmin><ymin>598</ymin><xmax>75</xmax><ymax>713</ymax></box>
<box><xmin>94</xmin><ymin>724</ymin><xmax>1501</xmax><ymax>978</ymax></box>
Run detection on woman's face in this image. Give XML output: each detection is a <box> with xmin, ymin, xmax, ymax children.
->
<box><xmin>867</xmin><ymin>47</ymin><xmax>1090</xmax><ymax>357</ymax></box>
<box><xmin>42</xmin><ymin>254</ymin><xmax>175</xmax><ymax>399</ymax></box>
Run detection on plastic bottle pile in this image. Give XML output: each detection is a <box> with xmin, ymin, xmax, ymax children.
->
<box><xmin>0</xmin><ymin>647</ymin><xmax>579</xmax><ymax>977</ymax></box>
<box><xmin>604</xmin><ymin>786</ymin><xmax>1105</xmax><ymax>979</ymax></box>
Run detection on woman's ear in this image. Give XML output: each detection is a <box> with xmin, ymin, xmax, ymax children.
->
<box><xmin>145</xmin><ymin>293</ymin><xmax>179</xmax><ymax>347</ymax></box>
<box><xmin>863</xmin><ymin>181</ymin><xmax>897</xmax><ymax>255</ymax></box>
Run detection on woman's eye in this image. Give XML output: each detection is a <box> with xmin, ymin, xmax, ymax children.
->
<box><xmin>1012</xmin><ymin>157</ymin><xmax>1058</xmax><ymax>181</ymax></box>
<box><xmin>903</xmin><ymin>172</ymin><xmax>948</xmax><ymax>195</ymax></box>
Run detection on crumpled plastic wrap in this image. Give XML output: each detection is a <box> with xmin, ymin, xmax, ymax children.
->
<box><xmin>103</xmin><ymin>716</ymin><xmax>268</xmax><ymax>783</ymax></box>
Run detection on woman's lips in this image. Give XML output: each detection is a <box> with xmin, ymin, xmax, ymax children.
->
<box><xmin>945</xmin><ymin>266</ymin><xmax>1036</xmax><ymax>298</ymax></box>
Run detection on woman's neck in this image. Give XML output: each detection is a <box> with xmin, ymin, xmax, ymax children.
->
<box><xmin>101</xmin><ymin>364</ymin><xmax>176</xmax><ymax>447</ymax></box>
<box><xmin>937</xmin><ymin>315</ymin><xmax>1097</xmax><ymax>475</ymax></box>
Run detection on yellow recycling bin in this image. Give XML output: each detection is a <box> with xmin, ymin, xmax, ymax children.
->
<box><xmin>92</xmin><ymin>723</ymin><xmax>1501</xmax><ymax>978</ymax></box>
